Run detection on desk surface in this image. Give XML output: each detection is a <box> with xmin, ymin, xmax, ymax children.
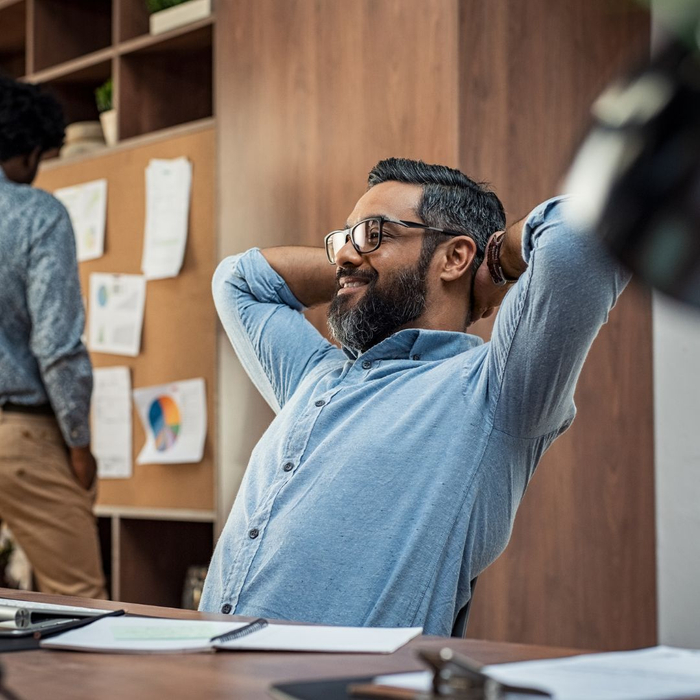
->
<box><xmin>0</xmin><ymin>589</ymin><xmax>583</xmax><ymax>700</ymax></box>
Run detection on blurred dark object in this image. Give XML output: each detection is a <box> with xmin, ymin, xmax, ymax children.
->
<box><xmin>0</xmin><ymin>535</ymin><xmax>14</xmax><ymax>589</ymax></box>
<box><xmin>181</xmin><ymin>565</ymin><xmax>207</xmax><ymax>610</ymax></box>
<box><xmin>567</xmin><ymin>33</ymin><xmax>700</xmax><ymax>306</ymax></box>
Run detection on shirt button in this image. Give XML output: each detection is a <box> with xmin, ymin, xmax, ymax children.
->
<box><xmin>283</xmin><ymin>462</ymin><xmax>294</xmax><ymax>472</ymax></box>
<box><xmin>248</xmin><ymin>528</ymin><xmax>259</xmax><ymax>539</ymax></box>
<box><xmin>362</xmin><ymin>360</ymin><xmax>372</xmax><ymax>369</ymax></box>
<box><xmin>221</xmin><ymin>603</ymin><xmax>232</xmax><ymax>614</ymax></box>
<box><xmin>314</xmin><ymin>399</ymin><xmax>326</xmax><ymax>407</ymax></box>
<box><xmin>411</xmin><ymin>354</ymin><xmax>421</xmax><ymax>361</ymax></box>
<box><xmin>71</xmin><ymin>429</ymin><xmax>79</xmax><ymax>438</ymax></box>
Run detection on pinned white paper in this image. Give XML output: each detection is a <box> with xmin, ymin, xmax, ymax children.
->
<box><xmin>133</xmin><ymin>378</ymin><xmax>206</xmax><ymax>465</ymax></box>
<box><xmin>141</xmin><ymin>157</ymin><xmax>192</xmax><ymax>280</ymax></box>
<box><xmin>92</xmin><ymin>367</ymin><xmax>132</xmax><ymax>479</ymax></box>
<box><xmin>54</xmin><ymin>179</ymin><xmax>107</xmax><ymax>262</ymax></box>
<box><xmin>88</xmin><ymin>273</ymin><xmax>146</xmax><ymax>357</ymax></box>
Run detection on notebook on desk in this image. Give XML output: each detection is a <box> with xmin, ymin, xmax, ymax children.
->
<box><xmin>40</xmin><ymin>616</ymin><xmax>422</xmax><ymax>654</ymax></box>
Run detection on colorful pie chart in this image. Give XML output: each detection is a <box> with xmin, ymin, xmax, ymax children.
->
<box><xmin>148</xmin><ymin>396</ymin><xmax>181</xmax><ymax>452</ymax></box>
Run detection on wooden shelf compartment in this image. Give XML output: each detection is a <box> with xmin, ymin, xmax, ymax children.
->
<box><xmin>0</xmin><ymin>0</ymin><xmax>26</xmax><ymax>78</ymax></box>
<box><xmin>32</xmin><ymin>0</ymin><xmax>112</xmax><ymax>72</ymax></box>
<box><xmin>117</xmin><ymin>518</ymin><xmax>213</xmax><ymax>608</ymax></box>
<box><xmin>38</xmin><ymin>57</ymin><xmax>111</xmax><ymax>124</ymax></box>
<box><xmin>118</xmin><ymin>22</ymin><xmax>212</xmax><ymax>140</ymax></box>
<box><xmin>39</xmin><ymin>115</ymin><xmax>215</xmax><ymax>169</ymax></box>
<box><xmin>116</xmin><ymin>0</ymin><xmax>150</xmax><ymax>43</ymax></box>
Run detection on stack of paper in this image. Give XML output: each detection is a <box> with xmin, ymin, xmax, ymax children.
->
<box><xmin>373</xmin><ymin>646</ymin><xmax>700</xmax><ymax>700</ymax></box>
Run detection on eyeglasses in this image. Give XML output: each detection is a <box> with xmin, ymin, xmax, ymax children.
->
<box><xmin>324</xmin><ymin>216</ymin><xmax>466</xmax><ymax>264</ymax></box>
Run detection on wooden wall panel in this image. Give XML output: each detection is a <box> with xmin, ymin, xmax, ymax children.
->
<box><xmin>459</xmin><ymin>2</ymin><xmax>654</xmax><ymax>651</ymax></box>
<box><xmin>216</xmin><ymin>0</ymin><xmax>654</xmax><ymax>649</ymax></box>
<box><xmin>36</xmin><ymin>127</ymin><xmax>216</xmax><ymax>511</ymax></box>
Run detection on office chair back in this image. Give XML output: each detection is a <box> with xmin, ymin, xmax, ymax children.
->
<box><xmin>451</xmin><ymin>577</ymin><xmax>478</xmax><ymax>638</ymax></box>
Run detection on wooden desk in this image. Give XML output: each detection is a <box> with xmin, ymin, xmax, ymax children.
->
<box><xmin>0</xmin><ymin>589</ymin><xmax>582</xmax><ymax>700</ymax></box>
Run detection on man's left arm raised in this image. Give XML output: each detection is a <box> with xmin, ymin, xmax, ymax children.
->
<box><xmin>477</xmin><ymin>196</ymin><xmax>631</xmax><ymax>439</ymax></box>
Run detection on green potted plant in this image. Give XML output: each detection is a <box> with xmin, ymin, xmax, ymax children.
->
<box><xmin>95</xmin><ymin>78</ymin><xmax>116</xmax><ymax>147</ymax></box>
<box><xmin>147</xmin><ymin>0</ymin><xmax>211</xmax><ymax>36</ymax></box>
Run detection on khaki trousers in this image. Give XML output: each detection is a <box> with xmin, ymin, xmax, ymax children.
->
<box><xmin>0</xmin><ymin>409</ymin><xmax>107</xmax><ymax>599</ymax></box>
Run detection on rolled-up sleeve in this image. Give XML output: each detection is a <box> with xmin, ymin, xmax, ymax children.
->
<box><xmin>213</xmin><ymin>248</ymin><xmax>342</xmax><ymax>413</ymax></box>
<box><xmin>26</xmin><ymin>204</ymin><xmax>92</xmax><ymax>447</ymax></box>
<box><xmin>484</xmin><ymin>196</ymin><xmax>631</xmax><ymax>438</ymax></box>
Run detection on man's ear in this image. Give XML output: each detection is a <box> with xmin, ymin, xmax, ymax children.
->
<box><xmin>439</xmin><ymin>236</ymin><xmax>477</xmax><ymax>282</ymax></box>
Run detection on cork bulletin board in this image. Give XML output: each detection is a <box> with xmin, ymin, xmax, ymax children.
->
<box><xmin>35</xmin><ymin>126</ymin><xmax>216</xmax><ymax>511</ymax></box>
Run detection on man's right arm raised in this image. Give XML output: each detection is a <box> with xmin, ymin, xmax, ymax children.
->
<box><xmin>213</xmin><ymin>246</ymin><xmax>342</xmax><ymax>414</ymax></box>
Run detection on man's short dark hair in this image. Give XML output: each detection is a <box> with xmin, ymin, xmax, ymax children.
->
<box><xmin>367</xmin><ymin>158</ymin><xmax>505</xmax><ymax>270</ymax></box>
<box><xmin>0</xmin><ymin>75</ymin><xmax>65</xmax><ymax>161</ymax></box>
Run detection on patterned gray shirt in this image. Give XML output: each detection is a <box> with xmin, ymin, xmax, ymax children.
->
<box><xmin>0</xmin><ymin>167</ymin><xmax>92</xmax><ymax>447</ymax></box>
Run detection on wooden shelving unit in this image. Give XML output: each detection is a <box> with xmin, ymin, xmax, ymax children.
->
<box><xmin>2</xmin><ymin>0</ymin><xmax>215</xmax><ymax>155</ymax></box>
<box><xmin>0</xmin><ymin>1</ymin><xmax>217</xmax><ymax>608</ymax></box>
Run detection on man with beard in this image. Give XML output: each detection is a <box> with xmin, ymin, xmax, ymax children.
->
<box><xmin>200</xmin><ymin>158</ymin><xmax>627</xmax><ymax>636</ymax></box>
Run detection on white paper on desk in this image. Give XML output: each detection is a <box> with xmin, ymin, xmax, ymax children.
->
<box><xmin>375</xmin><ymin>646</ymin><xmax>700</xmax><ymax>700</ymax></box>
<box><xmin>92</xmin><ymin>367</ymin><xmax>132</xmax><ymax>479</ymax></box>
<box><xmin>133</xmin><ymin>378</ymin><xmax>206</xmax><ymax>465</ymax></box>
<box><xmin>215</xmin><ymin>623</ymin><xmax>422</xmax><ymax>654</ymax></box>
<box><xmin>54</xmin><ymin>179</ymin><xmax>107</xmax><ymax>262</ymax></box>
<box><xmin>481</xmin><ymin>646</ymin><xmax>700</xmax><ymax>700</ymax></box>
<box><xmin>88</xmin><ymin>273</ymin><xmax>146</xmax><ymax>357</ymax></box>
<box><xmin>40</xmin><ymin>616</ymin><xmax>422</xmax><ymax>654</ymax></box>
<box><xmin>141</xmin><ymin>157</ymin><xmax>192</xmax><ymax>280</ymax></box>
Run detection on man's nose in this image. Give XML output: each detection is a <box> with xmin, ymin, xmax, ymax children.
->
<box><xmin>334</xmin><ymin>235</ymin><xmax>363</xmax><ymax>267</ymax></box>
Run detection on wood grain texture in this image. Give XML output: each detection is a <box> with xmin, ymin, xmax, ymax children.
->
<box><xmin>35</xmin><ymin>127</ymin><xmax>217</xmax><ymax>511</ymax></box>
<box><xmin>32</xmin><ymin>0</ymin><xmax>111</xmax><ymax>72</ymax></box>
<box><xmin>216</xmin><ymin>0</ymin><xmax>461</xmax><ymax>347</ymax></box>
<box><xmin>215</xmin><ymin>0</ymin><xmax>653</xmax><ymax>650</ymax></box>
<box><xmin>459</xmin><ymin>1</ymin><xmax>655</xmax><ymax>651</ymax></box>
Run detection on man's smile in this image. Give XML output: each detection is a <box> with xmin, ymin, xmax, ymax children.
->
<box><xmin>337</xmin><ymin>276</ymin><xmax>371</xmax><ymax>295</ymax></box>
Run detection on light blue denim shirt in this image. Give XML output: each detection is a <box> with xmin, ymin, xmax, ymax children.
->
<box><xmin>0</xmin><ymin>167</ymin><xmax>92</xmax><ymax>447</ymax></box>
<box><xmin>201</xmin><ymin>197</ymin><xmax>629</xmax><ymax>636</ymax></box>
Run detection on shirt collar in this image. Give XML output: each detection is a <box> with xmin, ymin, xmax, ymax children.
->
<box><xmin>343</xmin><ymin>327</ymin><xmax>483</xmax><ymax>362</ymax></box>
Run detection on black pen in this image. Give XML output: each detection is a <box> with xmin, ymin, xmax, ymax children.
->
<box><xmin>209</xmin><ymin>617</ymin><xmax>268</xmax><ymax>644</ymax></box>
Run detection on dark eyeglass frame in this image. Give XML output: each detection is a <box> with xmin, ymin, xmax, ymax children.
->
<box><xmin>323</xmin><ymin>216</ymin><xmax>467</xmax><ymax>264</ymax></box>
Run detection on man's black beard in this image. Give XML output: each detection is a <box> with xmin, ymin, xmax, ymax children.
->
<box><xmin>327</xmin><ymin>260</ymin><xmax>429</xmax><ymax>354</ymax></box>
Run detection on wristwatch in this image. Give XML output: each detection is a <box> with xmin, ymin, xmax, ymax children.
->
<box><xmin>486</xmin><ymin>231</ymin><xmax>518</xmax><ymax>287</ymax></box>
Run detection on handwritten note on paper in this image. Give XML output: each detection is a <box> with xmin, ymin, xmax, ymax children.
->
<box><xmin>133</xmin><ymin>378</ymin><xmax>207</xmax><ymax>465</ymax></box>
<box><xmin>141</xmin><ymin>157</ymin><xmax>192</xmax><ymax>280</ymax></box>
<box><xmin>92</xmin><ymin>367</ymin><xmax>132</xmax><ymax>479</ymax></box>
<box><xmin>88</xmin><ymin>273</ymin><xmax>146</xmax><ymax>357</ymax></box>
<box><xmin>54</xmin><ymin>179</ymin><xmax>107</xmax><ymax>262</ymax></box>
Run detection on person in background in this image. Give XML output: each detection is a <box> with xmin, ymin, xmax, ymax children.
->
<box><xmin>0</xmin><ymin>75</ymin><xmax>106</xmax><ymax>598</ymax></box>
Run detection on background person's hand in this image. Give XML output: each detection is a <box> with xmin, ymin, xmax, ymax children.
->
<box><xmin>69</xmin><ymin>446</ymin><xmax>98</xmax><ymax>490</ymax></box>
